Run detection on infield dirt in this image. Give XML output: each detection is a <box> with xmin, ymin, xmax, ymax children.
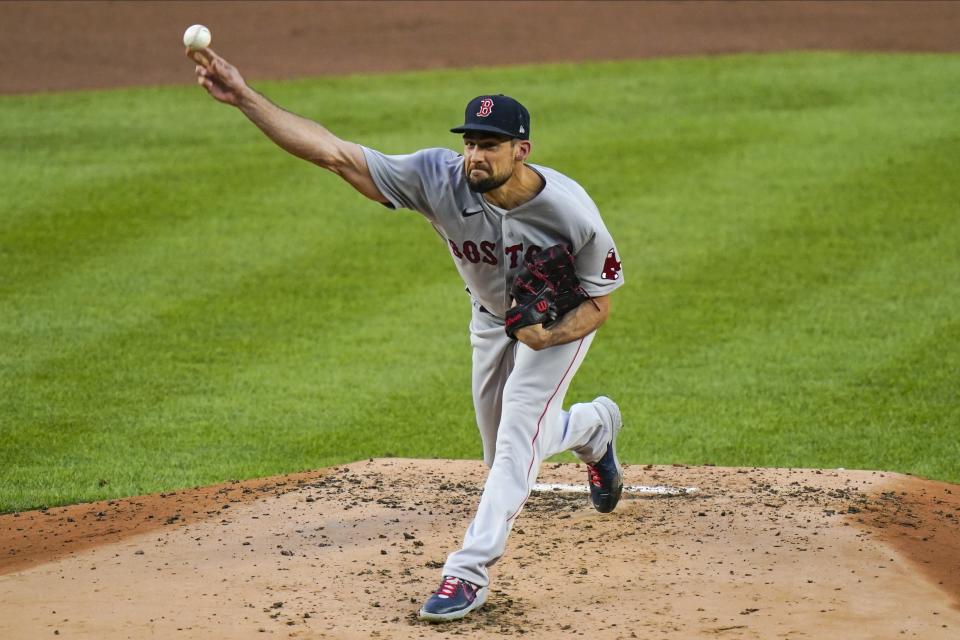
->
<box><xmin>2</xmin><ymin>460</ymin><xmax>959</xmax><ymax>639</ymax></box>
<box><xmin>2</xmin><ymin>2</ymin><xmax>959</xmax><ymax>638</ymax></box>
<box><xmin>1</xmin><ymin>1</ymin><xmax>959</xmax><ymax>94</ymax></box>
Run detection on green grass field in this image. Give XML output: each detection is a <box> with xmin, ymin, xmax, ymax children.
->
<box><xmin>2</xmin><ymin>53</ymin><xmax>958</xmax><ymax>512</ymax></box>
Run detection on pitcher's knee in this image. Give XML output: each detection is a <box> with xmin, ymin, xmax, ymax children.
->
<box><xmin>489</xmin><ymin>437</ymin><xmax>536</xmax><ymax>480</ymax></box>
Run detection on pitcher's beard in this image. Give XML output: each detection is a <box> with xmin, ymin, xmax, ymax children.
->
<box><xmin>465</xmin><ymin>165</ymin><xmax>512</xmax><ymax>193</ymax></box>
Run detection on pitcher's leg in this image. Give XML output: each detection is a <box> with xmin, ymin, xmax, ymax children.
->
<box><xmin>469</xmin><ymin>309</ymin><xmax>516</xmax><ymax>467</ymax></box>
<box><xmin>558</xmin><ymin>401</ymin><xmax>614</xmax><ymax>464</ymax></box>
<box><xmin>443</xmin><ymin>333</ymin><xmax>596</xmax><ymax>587</ymax></box>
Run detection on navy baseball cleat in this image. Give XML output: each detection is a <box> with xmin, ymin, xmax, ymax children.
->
<box><xmin>586</xmin><ymin>396</ymin><xmax>623</xmax><ymax>513</ymax></box>
<box><xmin>418</xmin><ymin>575</ymin><xmax>488</xmax><ymax>622</ymax></box>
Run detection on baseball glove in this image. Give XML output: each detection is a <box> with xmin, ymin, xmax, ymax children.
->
<box><xmin>504</xmin><ymin>244</ymin><xmax>591</xmax><ymax>339</ymax></box>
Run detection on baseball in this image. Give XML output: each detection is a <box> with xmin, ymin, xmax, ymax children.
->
<box><xmin>183</xmin><ymin>24</ymin><xmax>212</xmax><ymax>50</ymax></box>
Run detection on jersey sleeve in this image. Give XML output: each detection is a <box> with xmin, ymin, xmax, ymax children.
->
<box><xmin>361</xmin><ymin>146</ymin><xmax>451</xmax><ymax>218</ymax></box>
<box><xmin>574</xmin><ymin>224</ymin><xmax>625</xmax><ymax>298</ymax></box>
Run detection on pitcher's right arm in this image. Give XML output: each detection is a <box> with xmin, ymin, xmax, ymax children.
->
<box><xmin>189</xmin><ymin>48</ymin><xmax>387</xmax><ymax>204</ymax></box>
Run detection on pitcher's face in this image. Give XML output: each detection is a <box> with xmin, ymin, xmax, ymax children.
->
<box><xmin>462</xmin><ymin>134</ymin><xmax>517</xmax><ymax>193</ymax></box>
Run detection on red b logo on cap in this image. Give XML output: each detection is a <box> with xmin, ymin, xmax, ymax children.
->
<box><xmin>476</xmin><ymin>98</ymin><xmax>494</xmax><ymax>118</ymax></box>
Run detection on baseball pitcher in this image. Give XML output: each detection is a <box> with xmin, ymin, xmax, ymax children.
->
<box><xmin>189</xmin><ymin>47</ymin><xmax>626</xmax><ymax>623</ymax></box>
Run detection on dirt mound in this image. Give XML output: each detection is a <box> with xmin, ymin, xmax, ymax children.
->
<box><xmin>2</xmin><ymin>459</ymin><xmax>957</xmax><ymax>638</ymax></box>
<box><xmin>2</xmin><ymin>1</ymin><xmax>959</xmax><ymax>94</ymax></box>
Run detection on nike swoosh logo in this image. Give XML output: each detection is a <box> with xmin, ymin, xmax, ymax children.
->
<box><xmin>462</xmin><ymin>207</ymin><xmax>483</xmax><ymax>217</ymax></box>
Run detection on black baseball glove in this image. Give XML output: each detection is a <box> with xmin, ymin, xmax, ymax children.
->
<box><xmin>504</xmin><ymin>244</ymin><xmax>591</xmax><ymax>339</ymax></box>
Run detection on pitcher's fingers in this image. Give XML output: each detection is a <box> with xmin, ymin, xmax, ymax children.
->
<box><xmin>198</xmin><ymin>47</ymin><xmax>225</xmax><ymax>67</ymax></box>
<box><xmin>186</xmin><ymin>47</ymin><xmax>212</xmax><ymax>68</ymax></box>
<box><xmin>205</xmin><ymin>49</ymin><xmax>233</xmax><ymax>77</ymax></box>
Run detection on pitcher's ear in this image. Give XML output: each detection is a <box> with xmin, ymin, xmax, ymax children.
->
<box><xmin>515</xmin><ymin>140</ymin><xmax>532</xmax><ymax>161</ymax></box>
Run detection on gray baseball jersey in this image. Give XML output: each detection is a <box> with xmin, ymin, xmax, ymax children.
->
<box><xmin>361</xmin><ymin>147</ymin><xmax>624</xmax><ymax>316</ymax></box>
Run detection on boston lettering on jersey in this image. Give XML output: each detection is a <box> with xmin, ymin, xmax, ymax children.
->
<box><xmin>361</xmin><ymin>146</ymin><xmax>624</xmax><ymax>317</ymax></box>
<box><xmin>448</xmin><ymin>240</ymin><xmax>543</xmax><ymax>268</ymax></box>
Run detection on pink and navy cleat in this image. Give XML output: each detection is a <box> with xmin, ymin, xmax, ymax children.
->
<box><xmin>586</xmin><ymin>396</ymin><xmax>624</xmax><ymax>513</ymax></box>
<box><xmin>418</xmin><ymin>575</ymin><xmax>488</xmax><ymax>622</ymax></box>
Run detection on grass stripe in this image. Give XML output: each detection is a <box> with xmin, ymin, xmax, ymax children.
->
<box><xmin>2</xmin><ymin>52</ymin><xmax>958</xmax><ymax>510</ymax></box>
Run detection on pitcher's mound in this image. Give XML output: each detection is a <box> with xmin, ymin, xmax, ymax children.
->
<box><xmin>1</xmin><ymin>459</ymin><xmax>958</xmax><ymax>638</ymax></box>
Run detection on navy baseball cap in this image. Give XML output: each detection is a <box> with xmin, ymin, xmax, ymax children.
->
<box><xmin>450</xmin><ymin>94</ymin><xmax>530</xmax><ymax>140</ymax></box>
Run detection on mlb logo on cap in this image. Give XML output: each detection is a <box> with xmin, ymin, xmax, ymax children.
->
<box><xmin>451</xmin><ymin>94</ymin><xmax>531</xmax><ymax>140</ymax></box>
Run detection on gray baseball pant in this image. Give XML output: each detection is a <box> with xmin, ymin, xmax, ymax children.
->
<box><xmin>441</xmin><ymin>302</ymin><xmax>613</xmax><ymax>587</ymax></box>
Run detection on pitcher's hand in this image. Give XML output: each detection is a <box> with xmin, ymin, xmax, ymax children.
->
<box><xmin>515</xmin><ymin>323</ymin><xmax>552</xmax><ymax>351</ymax></box>
<box><xmin>188</xmin><ymin>48</ymin><xmax>248</xmax><ymax>106</ymax></box>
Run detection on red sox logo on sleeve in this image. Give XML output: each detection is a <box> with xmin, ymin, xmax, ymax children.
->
<box><xmin>476</xmin><ymin>98</ymin><xmax>494</xmax><ymax>118</ymax></box>
<box><xmin>601</xmin><ymin>248</ymin><xmax>622</xmax><ymax>280</ymax></box>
